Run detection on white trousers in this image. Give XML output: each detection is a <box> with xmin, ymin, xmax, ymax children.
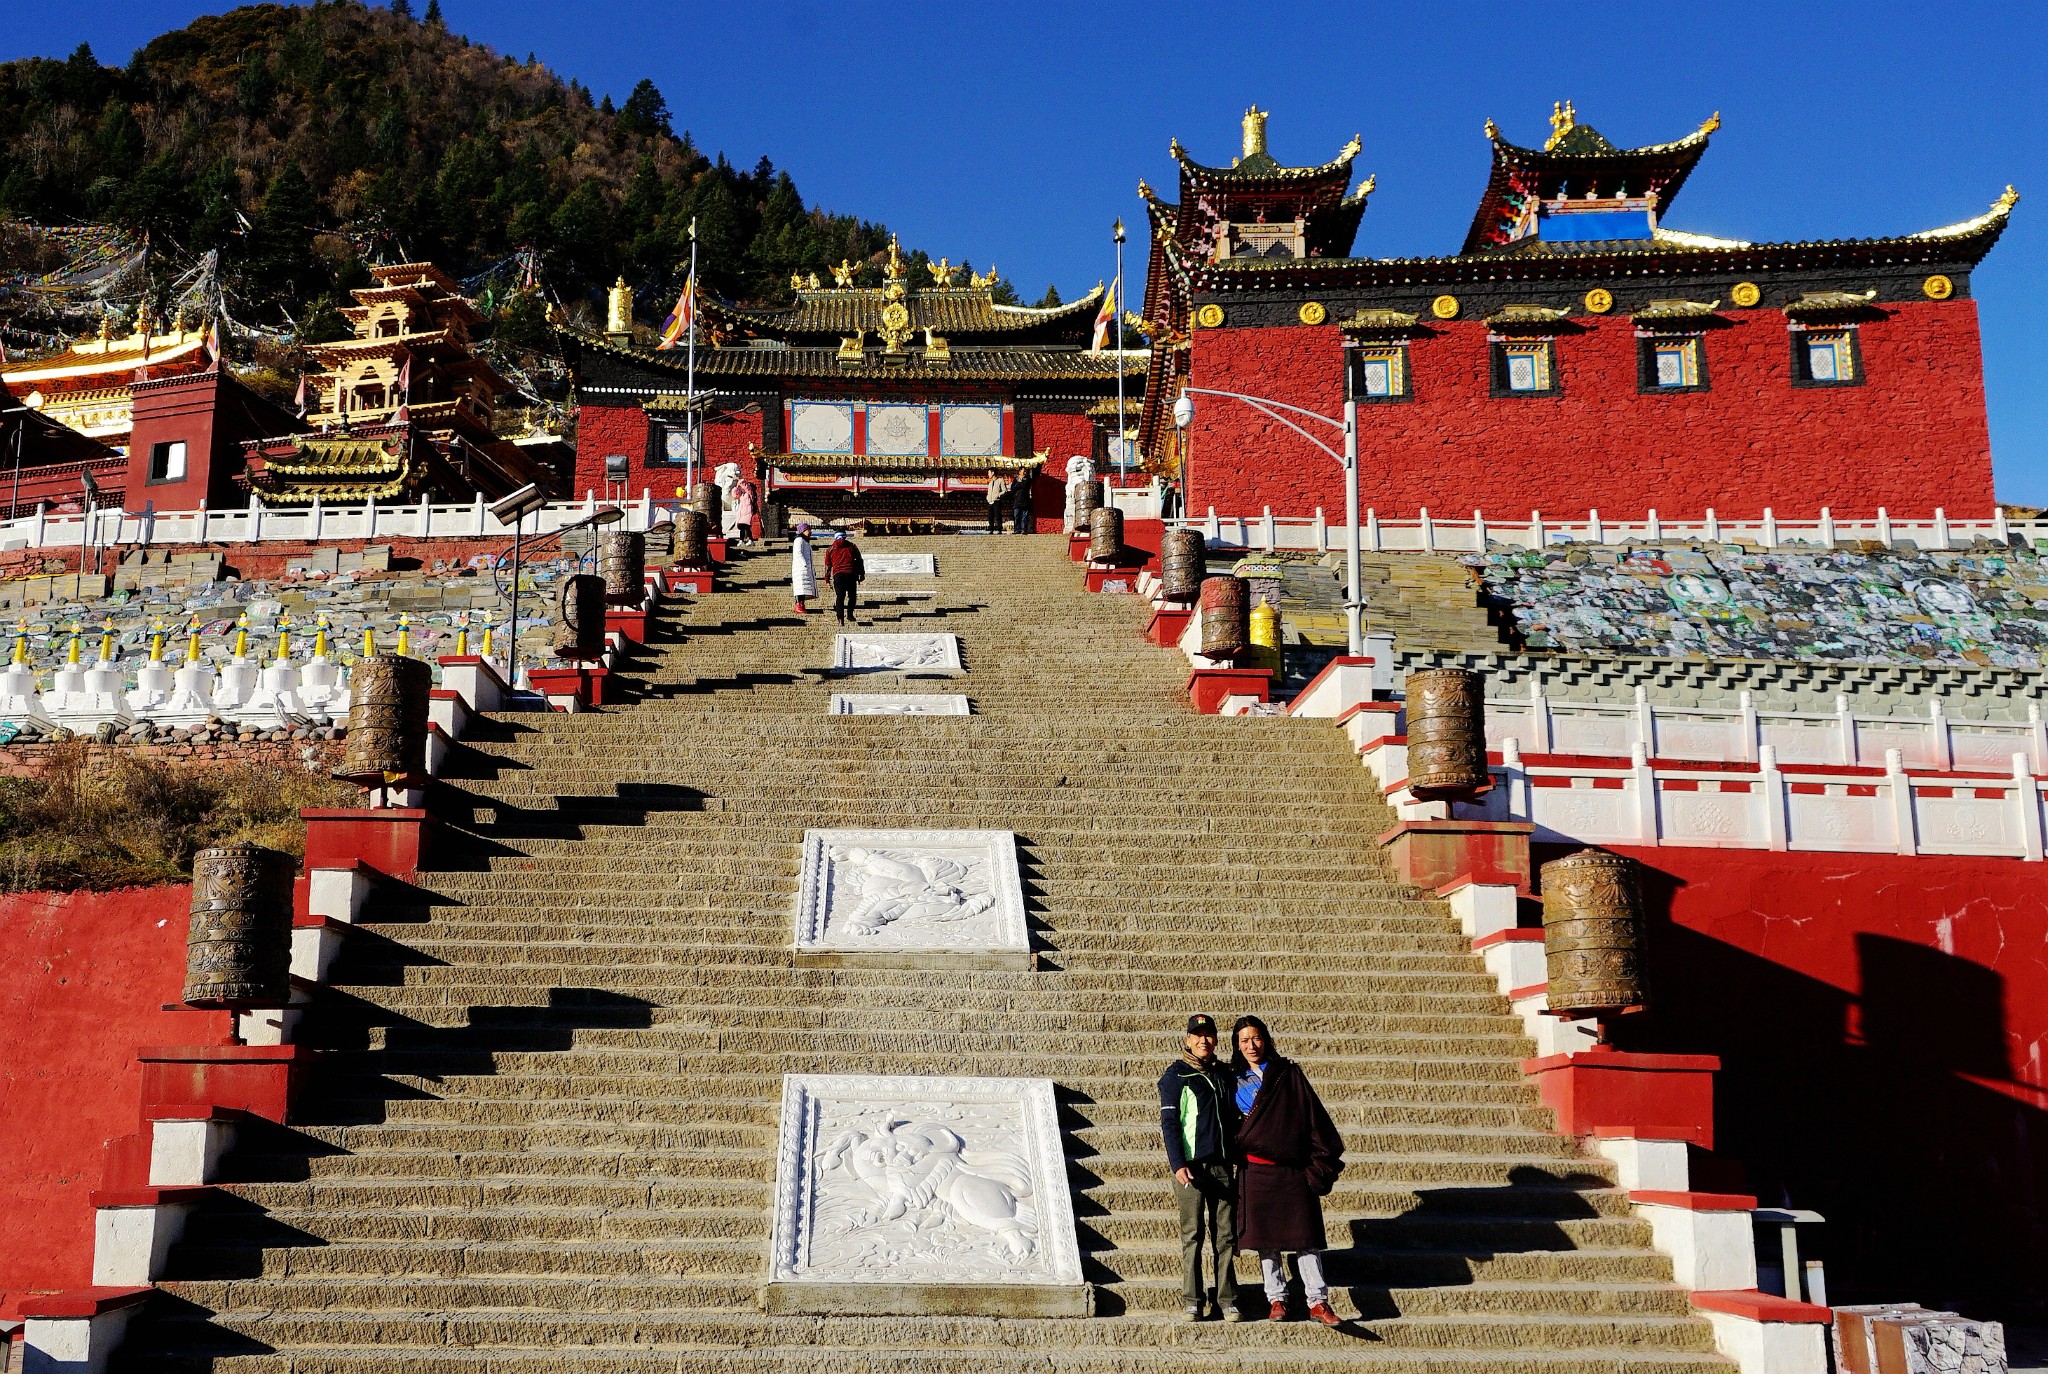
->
<box><xmin>1260</xmin><ymin>1250</ymin><xmax>1327</xmax><ymax>1305</ymax></box>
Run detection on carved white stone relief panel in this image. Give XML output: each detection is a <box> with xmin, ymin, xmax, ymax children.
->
<box><xmin>769</xmin><ymin>1074</ymin><xmax>1083</xmax><ymax>1289</ymax></box>
<box><xmin>828</xmin><ymin>694</ymin><xmax>971</xmax><ymax>716</ymax></box>
<box><xmin>863</xmin><ymin>554</ymin><xmax>938</xmax><ymax>577</ymax></box>
<box><xmin>833</xmin><ymin>633</ymin><xmax>964</xmax><ymax>675</ymax></box>
<box><xmin>795</xmin><ymin>828</ymin><xmax>1025</xmax><ymax>956</ymax></box>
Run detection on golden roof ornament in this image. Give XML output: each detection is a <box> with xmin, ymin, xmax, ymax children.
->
<box><xmin>790</xmin><ymin>271</ymin><xmax>806</xmax><ymax>292</ymax></box>
<box><xmin>1700</xmin><ymin>111</ymin><xmax>1722</xmax><ymax>135</ymax></box>
<box><xmin>806</xmin><ymin>271</ymin><xmax>821</xmax><ymax>290</ymax></box>
<box><xmin>1484</xmin><ymin>117</ymin><xmax>1500</xmax><ymax>140</ymax></box>
<box><xmin>1242</xmin><ymin>105</ymin><xmax>1269</xmax><ymax>160</ymax></box>
<box><xmin>1340</xmin><ymin>133</ymin><xmax>1362</xmax><ymax>160</ymax></box>
<box><xmin>605</xmin><ymin>276</ymin><xmax>632</xmax><ymax>336</ymax></box>
<box><xmin>885</xmin><ymin>236</ymin><xmax>905</xmax><ymax>281</ymax></box>
<box><xmin>1545</xmin><ymin>100</ymin><xmax>1577</xmax><ymax>152</ymax></box>
<box><xmin>970</xmin><ymin>263</ymin><xmax>998</xmax><ymax>290</ymax></box>
<box><xmin>831</xmin><ymin>259</ymin><xmax>858</xmax><ymax>288</ymax></box>
<box><xmin>928</xmin><ymin>257</ymin><xmax>957</xmax><ymax>287</ymax></box>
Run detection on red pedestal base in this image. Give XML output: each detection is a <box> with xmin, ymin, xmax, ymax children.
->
<box><xmin>1522</xmin><ymin>1044</ymin><xmax>1721</xmax><ymax>1147</ymax></box>
<box><xmin>706</xmin><ymin>535</ymin><xmax>730</xmax><ymax>564</ymax></box>
<box><xmin>528</xmin><ymin>665</ymin><xmax>614</xmax><ymax>708</ymax></box>
<box><xmin>1379</xmin><ymin>819</ymin><xmax>1533</xmax><ymax>895</ymax></box>
<box><xmin>1187</xmin><ymin>667</ymin><xmax>1271</xmax><ymax>715</ymax></box>
<box><xmin>1146</xmin><ymin>605</ymin><xmax>1194</xmax><ymax>646</ymax></box>
<box><xmin>668</xmin><ymin>567</ymin><xmax>716</xmax><ymax>593</ymax></box>
<box><xmin>138</xmin><ymin>1045</ymin><xmax>308</xmax><ymax>1125</ymax></box>
<box><xmin>605</xmin><ymin>607</ymin><xmax>650</xmax><ymax>643</ymax></box>
<box><xmin>1068</xmin><ymin>534</ymin><xmax>1090</xmax><ymax>563</ymax></box>
<box><xmin>1086</xmin><ymin>566</ymin><xmax>1141</xmax><ymax>593</ymax></box>
<box><xmin>302</xmin><ymin>807</ymin><xmax>434</xmax><ymax>878</ymax></box>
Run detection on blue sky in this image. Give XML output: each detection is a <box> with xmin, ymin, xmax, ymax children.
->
<box><xmin>11</xmin><ymin>1</ymin><xmax>2045</xmax><ymax>498</ymax></box>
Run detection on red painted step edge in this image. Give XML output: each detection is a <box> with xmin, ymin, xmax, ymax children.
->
<box><xmin>1629</xmin><ymin>1190</ymin><xmax>1760</xmax><ymax>1211</ymax></box>
<box><xmin>14</xmin><ymin>1286</ymin><xmax>152</xmax><ymax>1318</ymax></box>
<box><xmin>1689</xmin><ymin>1289</ymin><xmax>1835</xmax><ymax>1324</ymax></box>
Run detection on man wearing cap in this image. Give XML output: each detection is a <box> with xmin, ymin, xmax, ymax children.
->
<box><xmin>1158</xmin><ymin>1013</ymin><xmax>1241</xmax><ymax>1321</ymax></box>
<box><xmin>823</xmin><ymin>529</ymin><xmax>865</xmax><ymax>626</ymax></box>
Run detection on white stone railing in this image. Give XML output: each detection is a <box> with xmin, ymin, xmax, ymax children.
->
<box><xmin>0</xmin><ymin>491</ymin><xmax>667</xmax><ymax>553</ymax></box>
<box><xmin>1174</xmin><ymin>505</ymin><xmax>2042</xmax><ymax>554</ymax></box>
<box><xmin>1486</xmin><ymin>685</ymin><xmax>2048</xmax><ymax>774</ymax></box>
<box><xmin>1</xmin><ymin>649</ymin><xmax>364</xmax><ymax>733</ymax></box>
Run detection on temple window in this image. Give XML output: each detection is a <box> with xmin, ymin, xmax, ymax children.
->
<box><xmin>1639</xmin><ymin>335</ymin><xmax>1707</xmax><ymax>392</ymax></box>
<box><xmin>1492</xmin><ymin>340</ymin><xmax>1557</xmax><ymax>397</ymax></box>
<box><xmin>147</xmin><ymin>439</ymin><xmax>187</xmax><ymax>483</ymax></box>
<box><xmin>1792</xmin><ymin>328</ymin><xmax>1861</xmax><ymax>387</ymax></box>
<box><xmin>1351</xmin><ymin>347</ymin><xmax>1410</xmax><ymax>402</ymax></box>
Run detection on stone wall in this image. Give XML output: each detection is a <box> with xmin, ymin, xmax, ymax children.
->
<box><xmin>1183</xmin><ymin>301</ymin><xmax>1995</xmax><ymax>520</ymax></box>
<box><xmin>0</xmin><ymin>732</ymin><xmax>344</xmax><ymax>779</ymax></box>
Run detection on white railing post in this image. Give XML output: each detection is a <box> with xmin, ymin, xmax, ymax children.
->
<box><xmin>1205</xmin><ymin>506</ymin><xmax>1220</xmax><ymax>540</ymax></box>
<box><xmin>468</xmin><ymin>493</ymin><xmax>482</xmax><ymax>535</ymax></box>
<box><xmin>196</xmin><ymin>501</ymin><xmax>208</xmax><ymax>543</ymax></box>
<box><xmin>1529</xmin><ymin>510</ymin><xmax>1544</xmax><ymax>547</ymax></box>
<box><xmin>585</xmin><ymin>490</ymin><xmax>597</xmax><ymax>520</ymax></box>
<box><xmin>1645</xmin><ymin>508</ymin><xmax>1660</xmax><ymax>542</ymax></box>
<box><xmin>1876</xmin><ymin>506</ymin><xmax>1893</xmax><ymax>546</ymax></box>
<box><xmin>418</xmin><ymin>494</ymin><xmax>431</xmax><ymax>538</ymax></box>
<box><xmin>1366</xmin><ymin>508</ymin><xmax>1381</xmax><ymax>552</ymax></box>
<box><xmin>1635</xmin><ymin>685</ymin><xmax>1655</xmax><ymax>758</ymax></box>
<box><xmin>1934</xmin><ymin>507</ymin><xmax>1951</xmax><ymax>548</ymax></box>
<box><xmin>1419</xmin><ymin>507</ymin><xmax>1435</xmax><ymax>552</ymax></box>
<box><xmin>1314</xmin><ymin>507</ymin><xmax>1328</xmax><ymax>553</ymax></box>
<box><xmin>1994</xmin><ymin>508</ymin><xmax>2010</xmax><ymax>544</ymax></box>
<box><xmin>1739</xmin><ymin>690</ymin><xmax>1760</xmax><ymax>763</ymax></box>
<box><xmin>2013</xmin><ymin>753</ymin><xmax>2044</xmax><ymax>862</ymax></box>
<box><xmin>1631</xmin><ymin>742</ymin><xmax>1659</xmax><ymax>843</ymax></box>
<box><xmin>31</xmin><ymin>503</ymin><xmax>47</xmax><ymax>548</ymax></box>
<box><xmin>310</xmin><ymin>495</ymin><xmax>324</xmax><ymax>542</ymax></box>
<box><xmin>1762</xmin><ymin>507</ymin><xmax>1779</xmax><ymax>549</ymax></box>
<box><xmin>1837</xmin><ymin>693</ymin><xmax>1858</xmax><ymax>766</ymax></box>
<box><xmin>1472</xmin><ymin>509</ymin><xmax>1487</xmax><ymax>551</ymax></box>
<box><xmin>365</xmin><ymin>497</ymin><xmax>377</xmax><ymax>540</ymax></box>
<box><xmin>2030</xmin><ymin>702</ymin><xmax>2047</xmax><ymax>775</ymax></box>
<box><xmin>1819</xmin><ymin>506</ymin><xmax>1836</xmax><ymax>546</ymax></box>
<box><xmin>1760</xmin><ymin>744</ymin><xmax>1789</xmax><ymax>851</ymax></box>
<box><xmin>1704</xmin><ymin>507</ymin><xmax>1720</xmax><ymax>542</ymax></box>
<box><xmin>1530</xmin><ymin>675</ymin><xmax>1554</xmax><ymax>753</ymax></box>
<box><xmin>1929</xmin><ymin>698</ymin><xmax>1953</xmax><ymax>770</ymax></box>
<box><xmin>142</xmin><ymin>501</ymin><xmax>157</xmax><ymax>547</ymax></box>
<box><xmin>245</xmin><ymin>494</ymin><xmax>260</xmax><ymax>543</ymax></box>
<box><xmin>641</xmin><ymin>488</ymin><xmax>654</xmax><ymax>528</ymax></box>
<box><xmin>1587</xmin><ymin>508</ymin><xmax>1603</xmax><ymax>544</ymax></box>
<box><xmin>1260</xmin><ymin>506</ymin><xmax>1275</xmax><ymax>552</ymax></box>
<box><xmin>1887</xmin><ymin>749</ymin><xmax>1917</xmax><ymax>856</ymax></box>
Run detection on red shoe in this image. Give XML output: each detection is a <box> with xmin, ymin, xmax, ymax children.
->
<box><xmin>1267</xmin><ymin>1300</ymin><xmax>1289</xmax><ymax>1322</ymax></box>
<box><xmin>1308</xmin><ymin>1301</ymin><xmax>1343</xmax><ymax>1327</ymax></box>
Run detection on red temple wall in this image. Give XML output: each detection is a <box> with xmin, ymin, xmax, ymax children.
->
<box><xmin>571</xmin><ymin>404</ymin><xmax>763</xmax><ymax>498</ymax></box>
<box><xmin>1029</xmin><ymin>412</ymin><xmax>1094</xmax><ymax>532</ymax></box>
<box><xmin>0</xmin><ymin>884</ymin><xmax>230</xmax><ymax>1317</ymax></box>
<box><xmin>1184</xmin><ymin>301</ymin><xmax>1994</xmax><ymax>521</ymax></box>
<box><xmin>1598</xmin><ymin>845</ymin><xmax>2046</xmax><ymax>1315</ymax></box>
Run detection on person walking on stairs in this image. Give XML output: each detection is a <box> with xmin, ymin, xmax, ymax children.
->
<box><xmin>1231</xmin><ymin>1014</ymin><xmax>1346</xmax><ymax>1327</ymax></box>
<box><xmin>1159</xmin><ymin>1013</ymin><xmax>1241</xmax><ymax>1323</ymax></box>
<box><xmin>1010</xmin><ymin>464</ymin><xmax>1036</xmax><ymax>533</ymax></box>
<box><xmin>984</xmin><ymin>469</ymin><xmax>1012</xmax><ymax>534</ymax></box>
<box><xmin>790</xmin><ymin>524</ymin><xmax>817</xmax><ymax>614</ymax></box>
<box><xmin>824</xmin><ymin>530</ymin><xmax>865</xmax><ymax>626</ymax></box>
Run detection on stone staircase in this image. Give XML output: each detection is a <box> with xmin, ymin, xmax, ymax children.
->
<box><xmin>117</xmin><ymin>534</ymin><xmax>1728</xmax><ymax>1372</ymax></box>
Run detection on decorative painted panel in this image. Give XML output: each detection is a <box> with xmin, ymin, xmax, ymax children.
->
<box><xmin>940</xmin><ymin>404</ymin><xmax>1004</xmax><ymax>458</ymax></box>
<box><xmin>791</xmin><ymin>401</ymin><xmax>856</xmax><ymax>454</ymax></box>
<box><xmin>866</xmin><ymin>403</ymin><xmax>931</xmax><ymax>456</ymax></box>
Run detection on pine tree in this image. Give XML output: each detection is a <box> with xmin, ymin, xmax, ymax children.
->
<box><xmin>1036</xmin><ymin>284</ymin><xmax>1063</xmax><ymax>308</ymax></box>
<box><xmin>617</xmin><ymin>79</ymin><xmax>672</xmax><ymax>140</ymax></box>
<box><xmin>391</xmin><ymin>0</ymin><xmax>413</xmax><ymax>18</ymax></box>
<box><xmin>247</xmin><ymin>162</ymin><xmax>320</xmax><ymax>306</ymax></box>
<box><xmin>422</xmin><ymin>0</ymin><xmax>444</xmax><ymax>27</ymax></box>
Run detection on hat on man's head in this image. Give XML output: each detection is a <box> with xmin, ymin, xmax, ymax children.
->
<box><xmin>832</xmin><ymin>531</ymin><xmax>846</xmax><ymax>541</ymax></box>
<box><xmin>1185</xmin><ymin>1014</ymin><xmax>1217</xmax><ymax>1036</ymax></box>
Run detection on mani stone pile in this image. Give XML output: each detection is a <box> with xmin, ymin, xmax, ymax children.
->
<box><xmin>1470</xmin><ymin>542</ymin><xmax>2048</xmax><ymax>667</ymax></box>
<box><xmin>113</xmin><ymin>534</ymin><xmax>1734</xmax><ymax>1374</ymax></box>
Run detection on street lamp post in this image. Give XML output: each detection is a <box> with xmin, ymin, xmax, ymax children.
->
<box><xmin>1172</xmin><ymin>385</ymin><xmax>1363</xmax><ymax>658</ymax></box>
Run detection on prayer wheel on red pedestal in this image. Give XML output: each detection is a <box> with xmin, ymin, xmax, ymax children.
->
<box><xmin>557</xmin><ymin>573</ymin><xmax>608</xmax><ymax>662</ymax></box>
<box><xmin>1160</xmin><ymin>528</ymin><xmax>1207</xmax><ymax>602</ymax></box>
<box><xmin>691</xmin><ymin>482</ymin><xmax>722</xmax><ymax>532</ymax></box>
<box><xmin>1540</xmin><ymin>848</ymin><xmax>1648</xmax><ymax>1018</ymax></box>
<box><xmin>183</xmin><ymin>842</ymin><xmax>295</xmax><ymax>1009</ymax></box>
<box><xmin>336</xmin><ymin>653</ymin><xmax>431</xmax><ymax>785</ymax></box>
<box><xmin>1072</xmin><ymin>479</ymin><xmax>1103</xmax><ymax>528</ymax></box>
<box><xmin>1088</xmin><ymin>506</ymin><xmax>1124</xmax><ymax>563</ymax></box>
<box><xmin>599</xmin><ymin>530</ymin><xmax>645</xmax><ymax>606</ymax></box>
<box><xmin>1199</xmin><ymin>576</ymin><xmax>1249</xmax><ymax>658</ymax></box>
<box><xmin>676</xmin><ymin>510</ymin><xmax>711</xmax><ymax>569</ymax></box>
<box><xmin>1404</xmin><ymin>668</ymin><xmax>1490</xmax><ymax>801</ymax></box>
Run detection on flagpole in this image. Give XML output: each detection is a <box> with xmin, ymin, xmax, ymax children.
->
<box><xmin>1113</xmin><ymin>218</ymin><xmax>1126</xmax><ymax>496</ymax></box>
<box><xmin>685</xmin><ymin>217</ymin><xmax>698</xmax><ymax>496</ymax></box>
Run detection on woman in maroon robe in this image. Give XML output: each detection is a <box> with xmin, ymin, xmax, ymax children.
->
<box><xmin>1231</xmin><ymin>1015</ymin><xmax>1346</xmax><ymax>1324</ymax></box>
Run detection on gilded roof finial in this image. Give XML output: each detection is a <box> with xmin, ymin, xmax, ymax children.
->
<box><xmin>1700</xmin><ymin>110</ymin><xmax>1722</xmax><ymax>135</ymax></box>
<box><xmin>1484</xmin><ymin>117</ymin><xmax>1499</xmax><ymax>140</ymax></box>
<box><xmin>885</xmin><ymin>235</ymin><xmax>905</xmax><ymax>281</ymax></box>
<box><xmin>1340</xmin><ymin>133</ymin><xmax>1361</xmax><ymax>160</ymax></box>
<box><xmin>1242</xmin><ymin>104</ymin><xmax>1269</xmax><ymax>160</ymax></box>
<box><xmin>790</xmin><ymin>271</ymin><xmax>806</xmax><ymax>293</ymax></box>
<box><xmin>98</xmin><ymin>315</ymin><xmax>114</xmax><ymax>346</ymax></box>
<box><xmin>928</xmin><ymin>256</ymin><xmax>957</xmax><ymax>287</ymax></box>
<box><xmin>605</xmin><ymin>276</ymin><xmax>632</xmax><ymax>336</ymax></box>
<box><xmin>1545</xmin><ymin>100</ymin><xmax>1577</xmax><ymax>152</ymax></box>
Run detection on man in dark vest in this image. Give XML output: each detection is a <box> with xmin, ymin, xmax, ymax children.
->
<box><xmin>1158</xmin><ymin>1013</ymin><xmax>1240</xmax><ymax>1321</ymax></box>
<box><xmin>1232</xmin><ymin>1014</ymin><xmax>1346</xmax><ymax>1325</ymax></box>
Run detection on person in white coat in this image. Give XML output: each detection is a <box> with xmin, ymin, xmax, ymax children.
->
<box><xmin>790</xmin><ymin>524</ymin><xmax>818</xmax><ymax>614</ymax></box>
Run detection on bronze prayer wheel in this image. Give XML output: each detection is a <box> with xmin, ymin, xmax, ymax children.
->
<box><xmin>1072</xmin><ymin>478</ymin><xmax>1103</xmax><ymax>525</ymax></box>
<box><xmin>676</xmin><ymin>509</ymin><xmax>711</xmax><ymax>569</ymax></box>
<box><xmin>1199</xmin><ymin>575</ymin><xmax>1249</xmax><ymax>658</ymax></box>
<box><xmin>690</xmin><ymin>482</ymin><xmax>722</xmax><ymax>532</ymax></box>
<box><xmin>599</xmin><ymin>530</ymin><xmax>646</xmax><ymax>606</ymax></box>
<box><xmin>183</xmin><ymin>842</ymin><xmax>295</xmax><ymax>1009</ymax></box>
<box><xmin>1087</xmin><ymin>506</ymin><xmax>1124</xmax><ymax>563</ymax></box>
<box><xmin>1405</xmin><ymin>667</ymin><xmax>1490</xmax><ymax>801</ymax></box>
<box><xmin>557</xmin><ymin>573</ymin><xmax>608</xmax><ymax>661</ymax></box>
<box><xmin>1160</xmin><ymin>528</ymin><xmax>1207</xmax><ymax>602</ymax></box>
<box><xmin>1540</xmin><ymin>848</ymin><xmax>1648</xmax><ymax>1017</ymax></box>
<box><xmin>337</xmin><ymin>653</ymin><xmax>431</xmax><ymax>785</ymax></box>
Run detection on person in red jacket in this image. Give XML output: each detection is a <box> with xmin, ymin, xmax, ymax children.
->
<box><xmin>823</xmin><ymin>530</ymin><xmax>866</xmax><ymax>625</ymax></box>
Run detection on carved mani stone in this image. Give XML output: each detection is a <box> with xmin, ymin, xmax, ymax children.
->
<box><xmin>1540</xmin><ymin>847</ymin><xmax>1648</xmax><ymax>1018</ymax></box>
<box><xmin>828</xmin><ymin>694</ymin><xmax>971</xmax><ymax>715</ymax></box>
<box><xmin>763</xmin><ymin>1074</ymin><xmax>1089</xmax><ymax>1316</ymax></box>
<box><xmin>183</xmin><ymin>842</ymin><xmax>295</xmax><ymax>1009</ymax></box>
<box><xmin>337</xmin><ymin>653</ymin><xmax>431</xmax><ymax>785</ymax></box>
<box><xmin>1199</xmin><ymin>576</ymin><xmax>1249</xmax><ymax>658</ymax></box>
<box><xmin>556</xmin><ymin>573</ymin><xmax>608</xmax><ymax>662</ymax></box>
<box><xmin>832</xmin><ymin>633</ymin><xmax>964</xmax><ymax>676</ymax></box>
<box><xmin>1405</xmin><ymin>667</ymin><xmax>1490</xmax><ymax>802</ymax></box>
<box><xmin>1160</xmin><ymin>527</ymin><xmax>1207</xmax><ymax>603</ymax></box>
<box><xmin>862</xmin><ymin>554</ymin><xmax>938</xmax><ymax>577</ymax></box>
<box><xmin>794</xmin><ymin>828</ymin><xmax>1026</xmax><ymax>966</ymax></box>
<box><xmin>599</xmin><ymin>530</ymin><xmax>646</xmax><ymax>606</ymax></box>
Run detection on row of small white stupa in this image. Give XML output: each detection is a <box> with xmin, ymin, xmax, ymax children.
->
<box><xmin>0</xmin><ymin>621</ymin><xmax>447</xmax><ymax>732</ymax></box>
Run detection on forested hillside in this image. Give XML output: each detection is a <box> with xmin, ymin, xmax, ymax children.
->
<box><xmin>0</xmin><ymin>0</ymin><xmax>1006</xmax><ymax>348</ymax></box>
